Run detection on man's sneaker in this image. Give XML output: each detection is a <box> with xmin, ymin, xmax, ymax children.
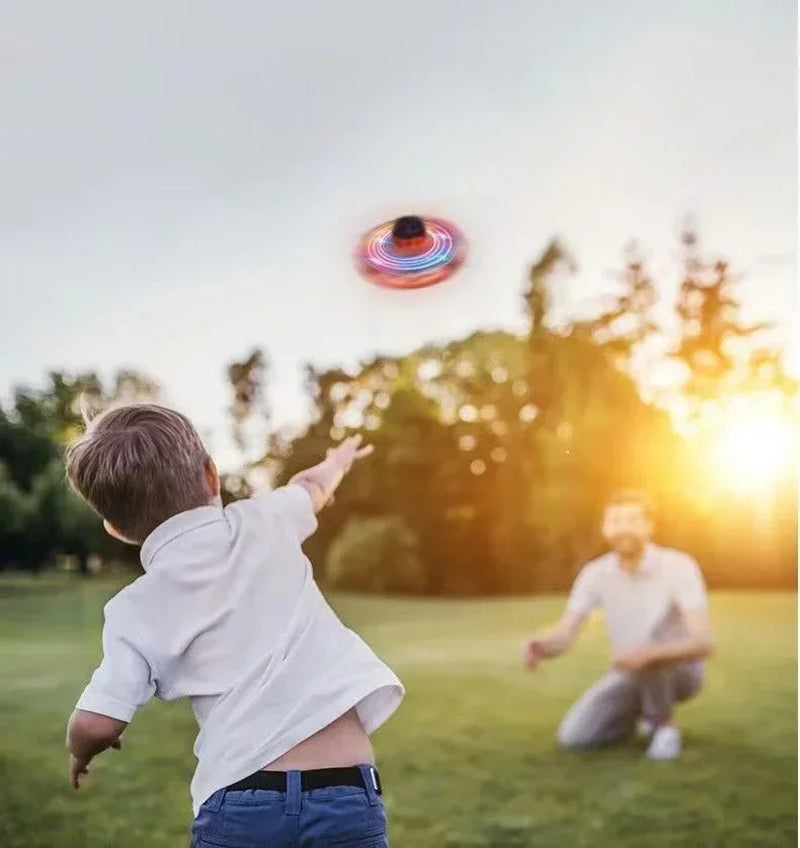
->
<box><xmin>646</xmin><ymin>724</ymin><xmax>682</xmax><ymax>760</ymax></box>
<box><xmin>635</xmin><ymin>718</ymin><xmax>655</xmax><ymax>740</ymax></box>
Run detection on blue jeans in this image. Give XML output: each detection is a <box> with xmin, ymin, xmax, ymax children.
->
<box><xmin>191</xmin><ymin>765</ymin><xmax>389</xmax><ymax>847</ymax></box>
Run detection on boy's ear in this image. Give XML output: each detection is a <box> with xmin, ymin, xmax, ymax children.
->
<box><xmin>205</xmin><ymin>458</ymin><xmax>221</xmax><ymax>498</ymax></box>
<box><xmin>103</xmin><ymin>520</ymin><xmax>136</xmax><ymax>546</ymax></box>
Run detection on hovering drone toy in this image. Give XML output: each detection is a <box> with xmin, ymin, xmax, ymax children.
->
<box><xmin>355</xmin><ymin>214</ymin><xmax>467</xmax><ymax>290</ymax></box>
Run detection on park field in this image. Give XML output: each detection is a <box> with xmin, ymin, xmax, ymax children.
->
<box><xmin>0</xmin><ymin>576</ymin><xmax>796</xmax><ymax>847</ymax></box>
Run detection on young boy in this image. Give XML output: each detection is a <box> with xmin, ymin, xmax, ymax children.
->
<box><xmin>65</xmin><ymin>403</ymin><xmax>403</xmax><ymax>847</ymax></box>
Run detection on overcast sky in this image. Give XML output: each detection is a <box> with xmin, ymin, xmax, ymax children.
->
<box><xmin>1</xmin><ymin>0</ymin><xmax>796</xmax><ymax>467</ymax></box>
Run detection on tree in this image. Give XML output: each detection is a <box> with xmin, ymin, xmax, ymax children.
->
<box><xmin>246</xmin><ymin>238</ymin><xmax>690</xmax><ymax>595</ymax></box>
<box><xmin>226</xmin><ymin>348</ymin><xmax>270</xmax><ymax>454</ymax></box>
<box><xmin>5</xmin><ymin>233</ymin><xmax>787</xmax><ymax>592</ymax></box>
<box><xmin>325</xmin><ymin>516</ymin><xmax>425</xmax><ymax>594</ymax></box>
<box><xmin>660</xmin><ymin>229</ymin><xmax>797</xmax><ymax>587</ymax></box>
<box><xmin>0</xmin><ymin>369</ymin><xmax>161</xmax><ymax>572</ymax></box>
<box><xmin>671</xmin><ymin>228</ymin><xmax>772</xmax><ymax>416</ymax></box>
<box><xmin>572</xmin><ymin>242</ymin><xmax>660</xmax><ymax>374</ymax></box>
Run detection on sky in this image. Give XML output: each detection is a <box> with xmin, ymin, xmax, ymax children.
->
<box><xmin>1</xmin><ymin>0</ymin><xmax>796</xmax><ymax>469</ymax></box>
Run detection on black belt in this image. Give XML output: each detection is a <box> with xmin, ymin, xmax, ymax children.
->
<box><xmin>225</xmin><ymin>766</ymin><xmax>382</xmax><ymax>796</ymax></box>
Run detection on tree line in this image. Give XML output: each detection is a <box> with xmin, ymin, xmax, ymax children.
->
<box><xmin>1</xmin><ymin>231</ymin><xmax>796</xmax><ymax>592</ymax></box>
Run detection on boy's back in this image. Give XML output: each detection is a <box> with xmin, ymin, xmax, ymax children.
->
<box><xmin>79</xmin><ymin>485</ymin><xmax>403</xmax><ymax>816</ymax></box>
<box><xmin>64</xmin><ymin>404</ymin><xmax>402</xmax><ymax>846</ymax></box>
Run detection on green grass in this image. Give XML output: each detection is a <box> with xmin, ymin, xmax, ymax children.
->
<box><xmin>0</xmin><ymin>576</ymin><xmax>796</xmax><ymax>847</ymax></box>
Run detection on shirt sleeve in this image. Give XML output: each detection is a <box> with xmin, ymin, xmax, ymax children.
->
<box><xmin>673</xmin><ymin>555</ymin><xmax>709</xmax><ymax>613</ymax></box>
<box><xmin>257</xmin><ymin>484</ymin><xmax>319</xmax><ymax>543</ymax></box>
<box><xmin>75</xmin><ymin>610</ymin><xmax>156</xmax><ymax>723</ymax></box>
<box><xmin>566</xmin><ymin>564</ymin><xmax>600</xmax><ymax>617</ymax></box>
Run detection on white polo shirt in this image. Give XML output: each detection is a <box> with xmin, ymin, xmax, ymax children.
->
<box><xmin>74</xmin><ymin>485</ymin><xmax>404</xmax><ymax>815</ymax></box>
<box><xmin>566</xmin><ymin>544</ymin><xmax>708</xmax><ymax>652</ymax></box>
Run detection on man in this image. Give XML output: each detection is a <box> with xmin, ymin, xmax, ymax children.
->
<box><xmin>523</xmin><ymin>490</ymin><xmax>714</xmax><ymax>759</ymax></box>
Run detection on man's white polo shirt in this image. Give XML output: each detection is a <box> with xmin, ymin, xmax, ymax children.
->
<box><xmin>74</xmin><ymin>486</ymin><xmax>404</xmax><ymax>815</ymax></box>
<box><xmin>566</xmin><ymin>543</ymin><xmax>709</xmax><ymax>652</ymax></box>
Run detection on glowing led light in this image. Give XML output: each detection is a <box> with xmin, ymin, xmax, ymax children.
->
<box><xmin>355</xmin><ymin>217</ymin><xmax>467</xmax><ymax>290</ymax></box>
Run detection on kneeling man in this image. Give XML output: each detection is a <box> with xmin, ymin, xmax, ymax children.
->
<box><xmin>524</xmin><ymin>491</ymin><xmax>714</xmax><ymax>759</ymax></box>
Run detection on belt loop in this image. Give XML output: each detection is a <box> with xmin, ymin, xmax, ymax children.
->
<box><xmin>205</xmin><ymin>788</ymin><xmax>225</xmax><ymax>813</ymax></box>
<box><xmin>360</xmin><ymin>765</ymin><xmax>381</xmax><ymax>807</ymax></box>
<box><xmin>285</xmin><ymin>771</ymin><xmax>302</xmax><ymax>816</ymax></box>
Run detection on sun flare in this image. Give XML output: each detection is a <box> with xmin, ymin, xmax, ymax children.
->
<box><xmin>708</xmin><ymin>398</ymin><xmax>796</xmax><ymax>493</ymax></box>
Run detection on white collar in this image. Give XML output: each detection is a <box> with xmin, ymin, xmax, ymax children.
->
<box><xmin>140</xmin><ymin>505</ymin><xmax>225</xmax><ymax>570</ymax></box>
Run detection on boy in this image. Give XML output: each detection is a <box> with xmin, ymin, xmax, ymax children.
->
<box><xmin>65</xmin><ymin>403</ymin><xmax>403</xmax><ymax>847</ymax></box>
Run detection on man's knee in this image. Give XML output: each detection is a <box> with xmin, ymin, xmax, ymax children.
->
<box><xmin>677</xmin><ymin>664</ymin><xmax>704</xmax><ymax>702</ymax></box>
<box><xmin>636</xmin><ymin>662</ymin><xmax>703</xmax><ymax>694</ymax></box>
<box><xmin>557</xmin><ymin>672</ymin><xmax>635</xmax><ymax>750</ymax></box>
<box><xmin>557</xmin><ymin>713</ymin><xmax>596</xmax><ymax>750</ymax></box>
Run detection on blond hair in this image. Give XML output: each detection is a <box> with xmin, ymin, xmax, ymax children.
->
<box><xmin>66</xmin><ymin>403</ymin><xmax>212</xmax><ymax>543</ymax></box>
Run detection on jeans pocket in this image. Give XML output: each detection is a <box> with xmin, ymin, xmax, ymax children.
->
<box><xmin>314</xmin><ymin>793</ymin><xmax>388</xmax><ymax>846</ymax></box>
<box><xmin>193</xmin><ymin>832</ymin><xmax>294</xmax><ymax>848</ymax></box>
<box><xmin>191</xmin><ymin>793</ymin><xmax>290</xmax><ymax>848</ymax></box>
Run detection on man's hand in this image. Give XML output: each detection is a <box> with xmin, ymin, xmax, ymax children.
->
<box><xmin>522</xmin><ymin>610</ymin><xmax>588</xmax><ymax>672</ymax></box>
<box><xmin>68</xmin><ymin>739</ymin><xmax>121</xmax><ymax>789</ymax></box>
<box><xmin>613</xmin><ymin>645</ymin><xmax>655</xmax><ymax>673</ymax></box>
<box><xmin>522</xmin><ymin>636</ymin><xmax>555</xmax><ymax>671</ymax></box>
<box><xmin>614</xmin><ymin>611</ymin><xmax>716</xmax><ymax>674</ymax></box>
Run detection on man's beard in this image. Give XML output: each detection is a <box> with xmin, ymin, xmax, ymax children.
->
<box><xmin>612</xmin><ymin>535</ymin><xmax>645</xmax><ymax>557</ymax></box>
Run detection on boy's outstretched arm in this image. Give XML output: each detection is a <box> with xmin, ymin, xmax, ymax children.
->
<box><xmin>289</xmin><ymin>435</ymin><xmax>373</xmax><ymax>513</ymax></box>
<box><xmin>66</xmin><ymin>709</ymin><xmax>127</xmax><ymax>788</ymax></box>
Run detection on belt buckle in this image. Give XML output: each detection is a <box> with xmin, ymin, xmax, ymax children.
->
<box><xmin>369</xmin><ymin>766</ymin><xmax>381</xmax><ymax>795</ymax></box>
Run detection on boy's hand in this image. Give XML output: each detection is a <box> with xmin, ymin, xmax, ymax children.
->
<box><xmin>321</xmin><ymin>436</ymin><xmax>373</xmax><ymax>506</ymax></box>
<box><xmin>68</xmin><ymin>738</ymin><xmax>121</xmax><ymax>789</ymax></box>
<box><xmin>290</xmin><ymin>435</ymin><xmax>374</xmax><ymax>513</ymax></box>
<box><xmin>326</xmin><ymin>435</ymin><xmax>373</xmax><ymax>474</ymax></box>
<box><xmin>69</xmin><ymin>753</ymin><xmax>91</xmax><ymax>789</ymax></box>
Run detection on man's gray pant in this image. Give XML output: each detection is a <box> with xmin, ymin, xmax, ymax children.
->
<box><xmin>557</xmin><ymin>661</ymin><xmax>704</xmax><ymax>749</ymax></box>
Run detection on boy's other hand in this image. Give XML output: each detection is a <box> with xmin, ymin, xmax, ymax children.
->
<box><xmin>69</xmin><ymin>753</ymin><xmax>91</xmax><ymax>789</ymax></box>
<box><xmin>68</xmin><ymin>738</ymin><xmax>121</xmax><ymax>789</ymax></box>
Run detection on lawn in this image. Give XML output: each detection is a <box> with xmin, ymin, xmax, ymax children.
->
<box><xmin>0</xmin><ymin>575</ymin><xmax>796</xmax><ymax>847</ymax></box>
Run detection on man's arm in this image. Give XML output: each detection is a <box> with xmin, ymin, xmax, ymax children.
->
<box><xmin>523</xmin><ymin>609</ymin><xmax>590</xmax><ymax>670</ymax></box>
<box><xmin>524</xmin><ymin>563</ymin><xmax>599</xmax><ymax>670</ymax></box>
<box><xmin>647</xmin><ymin>609</ymin><xmax>715</xmax><ymax>665</ymax></box>
<box><xmin>630</xmin><ymin>555</ymin><xmax>714</xmax><ymax>669</ymax></box>
<box><xmin>66</xmin><ymin>710</ymin><xmax>127</xmax><ymax>788</ymax></box>
<box><xmin>289</xmin><ymin>435</ymin><xmax>372</xmax><ymax>513</ymax></box>
<box><xmin>614</xmin><ymin>609</ymin><xmax>715</xmax><ymax>672</ymax></box>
